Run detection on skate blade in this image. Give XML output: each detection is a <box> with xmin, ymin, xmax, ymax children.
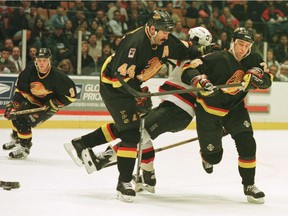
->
<box><xmin>246</xmin><ymin>195</ymin><xmax>265</xmax><ymax>204</ymax></box>
<box><xmin>135</xmin><ymin>183</ymin><xmax>155</xmax><ymax>194</ymax></box>
<box><xmin>81</xmin><ymin>149</ymin><xmax>98</xmax><ymax>174</ymax></box>
<box><xmin>64</xmin><ymin>143</ymin><xmax>83</xmax><ymax>167</ymax></box>
<box><xmin>117</xmin><ymin>191</ymin><xmax>135</xmax><ymax>203</ymax></box>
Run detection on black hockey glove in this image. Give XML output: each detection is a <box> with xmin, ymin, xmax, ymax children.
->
<box><xmin>243</xmin><ymin>67</ymin><xmax>264</xmax><ymax>91</ymax></box>
<box><xmin>4</xmin><ymin>101</ymin><xmax>20</xmax><ymax>120</ymax></box>
<box><xmin>45</xmin><ymin>99</ymin><xmax>62</xmax><ymax>115</ymax></box>
<box><xmin>191</xmin><ymin>74</ymin><xmax>218</xmax><ymax>97</ymax></box>
<box><xmin>135</xmin><ymin>86</ymin><xmax>152</xmax><ymax>115</ymax></box>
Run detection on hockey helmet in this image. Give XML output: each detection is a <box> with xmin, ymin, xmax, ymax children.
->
<box><xmin>188</xmin><ymin>27</ymin><xmax>212</xmax><ymax>46</ymax></box>
<box><xmin>35</xmin><ymin>48</ymin><xmax>52</xmax><ymax>58</ymax></box>
<box><xmin>147</xmin><ymin>10</ymin><xmax>174</xmax><ymax>32</ymax></box>
<box><xmin>232</xmin><ymin>27</ymin><xmax>254</xmax><ymax>43</ymax></box>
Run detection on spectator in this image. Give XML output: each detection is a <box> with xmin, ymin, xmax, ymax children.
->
<box><xmin>165</xmin><ymin>2</ymin><xmax>181</xmax><ymax>23</ymax></box>
<box><xmin>107</xmin><ymin>0</ymin><xmax>128</xmax><ymax>22</ymax></box>
<box><xmin>0</xmin><ymin>47</ymin><xmax>17</xmax><ymax>73</ymax></box>
<box><xmin>277</xmin><ymin>61</ymin><xmax>288</xmax><ymax>81</ymax></box>
<box><xmin>26</xmin><ymin>6</ymin><xmax>48</xmax><ymax>30</ymax></box>
<box><xmin>67</xmin><ymin>0</ymin><xmax>89</xmax><ymax>23</ymax></box>
<box><xmin>69</xmin><ymin>10</ymin><xmax>86</xmax><ymax>31</ymax></box>
<box><xmin>247</xmin><ymin>1</ymin><xmax>267</xmax><ymax>36</ymax></box>
<box><xmin>218</xmin><ymin>6</ymin><xmax>239</xmax><ymax>29</ymax></box>
<box><xmin>45</xmin><ymin>24</ymin><xmax>75</xmax><ymax>67</ymax></box>
<box><xmin>108</xmin><ymin>10</ymin><xmax>128</xmax><ymax>37</ymax></box>
<box><xmin>94</xmin><ymin>9</ymin><xmax>109</xmax><ymax>36</ymax></box>
<box><xmin>183</xmin><ymin>1</ymin><xmax>199</xmax><ymax>19</ymax></box>
<box><xmin>89</xmin><ymin>20</ymin><xmax>98</xmax><ymax>34</ymax></box>
<box><xmin>230</xmin><ymin>0</ymin><xmax>248</xmax><ymax>22</ymax></box>
<box><xmin>96</xmin><ymin>43</ymin><xmax>112</xmax><ymax>74</ymax></box>
<box><xmin>48</xmin><ymin>6</ymin><xmax>69</xmax><ymax>30</ymax></box>
<box><xmin>141</xmin><ymin>1</ymin><xmax>156</xmax><ymax>23</ymax></box>
<box><xmin>86</xmin><ymin>1</ymin><xmax>101</xmax><ymax>23</ymax></box>
<box><xmin>0</xmin><ymin>1</ymin><xmax>13</xmax><ymax>40</ymax></box>
<box><xmin>172</xmin><ymin>21</ymin><xmax>187</xmax><ymax>41</ymax></box>
<box><xmin>63</xmin><ymin>19</ymin><xmax>75</xmax><ymax>42</ymax></box>
<box><xmin>206</xmin><ymin>8</ymin><xmax>223</xmax><ymax>40</ymax></box>
<box><xmin>8</xmin><ymin>46</ymin><xmax>22</xmax><ymax>73</ymax></box>
<box><xmin>266</xmin><ymin>49</ymin><xmax>281</xmax><ymax>68</ymax></box>
<box><xmin>7</xmin><ymin>7</ymin><xmax>29</xmax><ymax>40</ymax></box>
<box><xmin>269</xmin><ymin>64</ymin><xmax>281</xmax><ymax>81</ymax></box>
<box><xmin>57</xmin><ymin>58</ymin><xmax>74</xmax><ymax>75</ymax></box>
<box><xmin>251</xmin><ymin>33</ymin><xmax>265</xmax><ymax>58</ymax></box>
<box><xmin>3</xmin><ymin>38</ymin><xmax>14</xmax><ymax>51</ymax></box>
<box><xmin>261</xmin><ymin>2</ymin><xmax>288</xmax><ymax>39</ymax></box>
<box><xmin>26</xmin><ymin>45</ymin><xmax>37</xmax><ymax>65</ymax></box>
<box><xmin>87</xmin><ymin>33</ymin><xmax>101</xmax><ymax>63</ymax></box>
<box><xmin>29</xmin><ymin>18</ymin><xmax>49</xmax><ymax>50</ymax></box>
<box><xmin>127</xmin><ymin>9</ymin><xmax>141</xmax><ymax>31</ymax></box>
<box><xmin>80</xmin><ymin>41</ymin><xmax>95</xmax><ymax>75</ymax></box>
<box><xmin>111</xmin><ymin>36</ymin><xmax>122</xmax><ymax>54</ymax></box>
<box><xmin>218</xmin><ymin>31</ymin><xmax>230</xmax><ymax>50</ymax></box>
<box><xmin>274</xmin><ymin>34</ymin><xmax>288</xmax><ymax>63</ymax></box>
<box><xmin>243</xmin><ymin>19</ymin><xmax>257</xmax><ymax>37</ymax></box>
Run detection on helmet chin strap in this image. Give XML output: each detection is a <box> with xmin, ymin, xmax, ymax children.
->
<box><xmin>146</xmin><ymin>25</ymin><xmax>158</xmax><ymax>44</ymax></box>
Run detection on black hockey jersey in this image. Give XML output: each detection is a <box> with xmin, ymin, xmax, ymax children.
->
<box><xmin>101</xmin><ymin>27</ymin><xmax>190</xmax><ymax>91</ymax></box>
<box><xmin>184</xmin><ymin>50</ymin><xmax>273</xmax><ymax>116</ymax></box>
<box><xmin>13</xmin><ymin>64</ymin><xmax>76</xmax><ymax>107</ymax></box>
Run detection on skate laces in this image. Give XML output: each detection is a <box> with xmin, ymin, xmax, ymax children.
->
<box><xmin>246</xmin><ymin>185</ymin><xmax>261</xmax><ymax>194</ymax></box>
<box><xmin>122</xmin><ymin>182</ymin><xmax>133</xmax><ymax>190</ymax></box>
<box><xmin>97</xmin><ymin>148</ymin><xmax>113</xmax><ymax>160</ymax></box>
<box><xmin>4</xmin><ymin>140</ymin><xmax>18</xmax><ymax>148</ymax></box>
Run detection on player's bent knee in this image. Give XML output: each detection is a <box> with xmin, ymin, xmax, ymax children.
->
<box><xmin>202</xmin><ymin>148</ymin><xmax>223</xmax><ymax>164</ymax></box>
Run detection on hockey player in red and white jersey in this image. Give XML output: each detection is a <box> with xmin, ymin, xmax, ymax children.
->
<box><xmin>64</xmin><ymin>27</ymin><xmax>213</xmax><ymax>193</ymax></box>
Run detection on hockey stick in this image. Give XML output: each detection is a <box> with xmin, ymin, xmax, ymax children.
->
<box><xmin>0</xmin><ymin>106</ymin><xmax>46</xmax><ymax>118</ymax></box>
<box><xmin>103</xmin><ymin>136</ymin><xmax>199</xmax><ymax>169</ymax></box>
<box><xmin>135</xmin><ymin>115</ymin><xmax>145</xmax><ymax>184</ymax></box>
<box><xmin>114</xmin><ymin>72</ymin><xmax>244</xmax><ymax>98</ymax></box>
<box><xmin>103</xmin><ymin>129</ymin><xmax>229</xmax><ymax>168</ymax></box>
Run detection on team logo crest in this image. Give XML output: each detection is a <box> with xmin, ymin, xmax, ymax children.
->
<box><xmin>243</xmin><ymin>120</ymin><xmax>250</xmax><ymax>128</ymax></box>
<box><xmin>207</xmin><ymin>144</ymin><xmax>214</xmax><ymax>151</ymax></box>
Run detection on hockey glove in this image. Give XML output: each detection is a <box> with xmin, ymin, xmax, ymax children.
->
<box><xmin>4</xmin><ymin>101</ymin><xmax>20</xmax><ymax>120</ymax></box>
<box><xmin>135</xmin><ymin>86</ymin><xmax>152</xmax><ymax>114</ymax></box>
<box><xmin>45</xmin><ymin>99</ymin><xmax>62</xmax><ymax>115</ymax></box>
<box><xmin>191</xmin><ymin>74</ymin><xmax>218</xmax><ymax>97</ymax></box>
<box><xmin>243</xmin><ymin>67</ymin><xmax>264</xmax><ymax>91</ymax></box>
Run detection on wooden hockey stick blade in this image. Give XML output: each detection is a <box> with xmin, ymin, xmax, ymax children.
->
<box><xmin>114</xmin><ymin>72</ymin><xmax>244</xmax><ymax>98</ymax></box>
<box><xmin>0</xmin><ymin>106</ymin><xmax>46</xmax><ymax>118</ymax></box>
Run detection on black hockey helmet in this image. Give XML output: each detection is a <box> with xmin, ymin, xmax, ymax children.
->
<box><xmin>147</xmin><ymin>10</ymin><xmax>174</xmax><ymax>32</ymax></box>
<box><xmin>35</xmin><ymin>48</ymin><xmax>52</xmax><ymax>58</ymax></box>
<box><xmin>232</xmin><ymin>27</ymin><xmax>254</xmax><ymax>43</ymax></box>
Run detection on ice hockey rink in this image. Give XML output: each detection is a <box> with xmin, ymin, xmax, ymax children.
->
<box><xmin>1</xmin><ymin>128</ymin><xmax>287</xmax><ymax>216</ymax></box>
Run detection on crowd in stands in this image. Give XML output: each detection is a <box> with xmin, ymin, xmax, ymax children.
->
<box><xmin>0</xmin><ymin>0</ymin><xmax>287</xmax><ymax>81</ymax></box>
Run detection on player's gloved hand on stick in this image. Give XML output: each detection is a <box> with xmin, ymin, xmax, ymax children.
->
<box><xmin>4</xmin><ymin>101</ymin><xmax>20</xmax><ymax>120</ymax></box>
<box><xmin>135</xmin><ymin>86</ymin><xmax>152</xmax><ymax>114</ymax></box>
<box><xmin>242</xmin><ymin>67</ymin><xmax>264</xmax><ymax>91</ymax></box>
<box><xmin>191</xmin><ymin>74</ymin><xmax>218</xmax><ymax>97</ymax></box>
<box><xmin>45</xmin><ymin>99</ymin><xmax>62</xmax><ymax>115</ymax></box>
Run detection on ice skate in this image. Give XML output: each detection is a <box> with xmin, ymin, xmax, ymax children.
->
<box><xmin>64</xmin><ymin>137</ymin><xmax>86</xmax><ymax>166</ymax></box>
<box><xmin>8</xmin><ymin>141</ymin><xmax>32</xmax><ymax>159</ymax></box>
<box><xmin>116</xmin><ymin>181</ymin><xmax>136</xmax><ymax>203</ymax></box>
<box><xmin>81</xmin><ymin>145</ymin><xmax>116</xmax><ymax>174</ymax></box>
<box><xmin>202</xmin><ymin>159</ymin><xmax>213</xmax><ymax>174</ymax></box>
<box><xmin>244</xmin><ymin>184</ymin><xmax>265</xmax><ymax>204</ymax></box>
<box><xmin>133</xmin><ymin>170</ymin><xmax>156</xmax><ymax>193</ymax></box>
<box><xmin>2</xmin><ymin>133</ymin><xmax>19</xmax><ymax>150</ymax></box>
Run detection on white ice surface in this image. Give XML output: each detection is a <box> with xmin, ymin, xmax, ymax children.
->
<box><xmin>1</xmin><ymin>128</ymin><xmax>287</xmax><ymax>216</ymax></box>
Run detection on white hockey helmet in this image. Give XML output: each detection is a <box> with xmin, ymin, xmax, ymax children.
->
<box><xmin>188</xmin><ymin>27</ymin><xmax>212</xmax><ymax>46</ymax></box>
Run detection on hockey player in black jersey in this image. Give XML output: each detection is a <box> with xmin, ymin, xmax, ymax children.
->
<box><xmin>65</xmin><ymin>10</ymin><xmax>208</xmax><ymax>203</ymax></box>
<box><xmin>3</xmin><ymin>48</ymin><xmax>76</xmax><ymax>159</ymax></box>
<box><xmin>65</xmin><ymin>25</ymin><xmax>213</xmax><ymax>198</ymax></box>
<box><xmin>180</xmin><ymin>27</ymin><xmax>273</xmax><ymax>204</ymax></box>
